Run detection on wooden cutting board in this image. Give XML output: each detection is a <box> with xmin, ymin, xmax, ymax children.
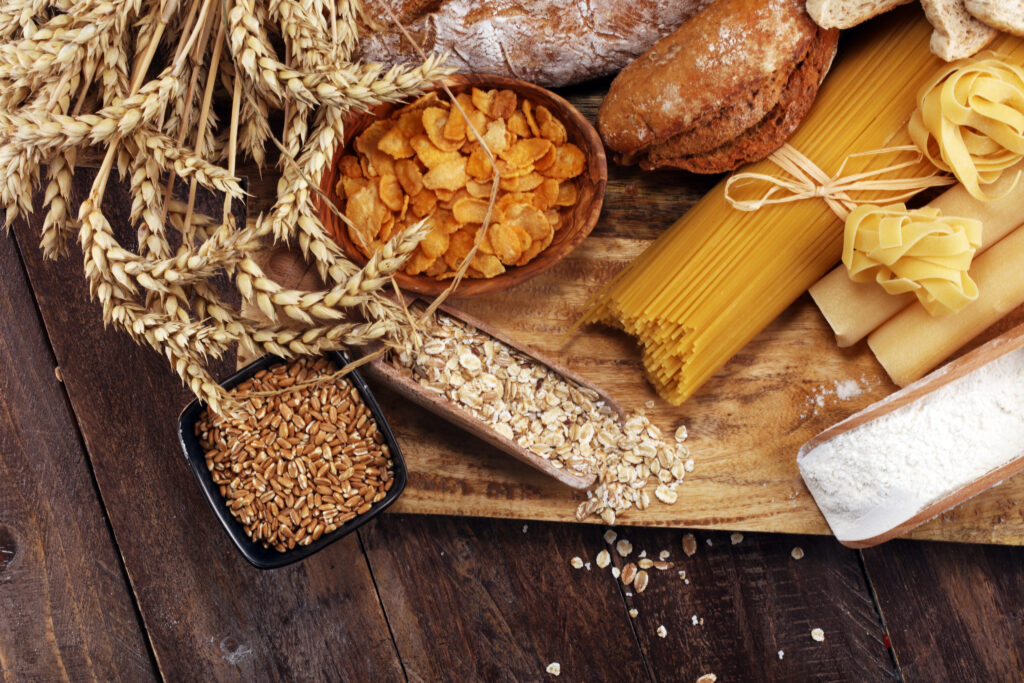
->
<box><xmin>244</xmin><ymin>90</ymin><xmax>1024</xmax><ymax>547</ymax></box>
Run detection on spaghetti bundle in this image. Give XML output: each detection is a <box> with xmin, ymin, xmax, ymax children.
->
<box><xmin>582</xmin><ymin>15</ymin><xmax>1024</xmax><ymax>405</ymax></box>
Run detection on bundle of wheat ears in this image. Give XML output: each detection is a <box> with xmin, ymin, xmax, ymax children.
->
<box><xmin>0</xmin><ymin>0</ymin><xmax>453</xmax><ymax>412</ymax></box>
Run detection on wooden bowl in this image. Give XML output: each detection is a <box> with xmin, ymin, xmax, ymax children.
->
<box><xmin>316</xmin><ymin>74</ymin><xmax>607</xmax><ymax>297</ymax></box>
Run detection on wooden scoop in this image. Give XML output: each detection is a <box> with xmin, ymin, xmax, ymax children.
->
<box><xmin>243</xmin><ymin>247</ymin><xmax>614</xmax><ymax>489</ymax></box>
<box><xmin>798</xmin><ymin>322</ymin><xmax>1024</xmax><ymax>548</ymax></box>
<box><xmin>364</xmin><ymin>302</ymin><xmax>621</xmax><ymax>489</ymax></box>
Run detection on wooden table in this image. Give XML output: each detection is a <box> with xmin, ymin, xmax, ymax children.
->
<box><xmin>4</xmin><ymin>108</ymin><xmax>1024</xmax><ymax>683</ymax></box>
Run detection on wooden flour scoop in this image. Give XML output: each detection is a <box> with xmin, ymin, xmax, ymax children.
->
<box><xmin>798</xmin><ymin>323</ymin><xmax>1024</xmax><ymax>548</ymax></box>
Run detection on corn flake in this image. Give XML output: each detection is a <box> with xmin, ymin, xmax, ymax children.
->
<box><xmin>544</xmin><ymin>143</ymin><xmax>585</xmax><ymax>180</ymax></box>
<box><xmin>452</xmin><ymin>196</ymin><xmax>493</xmax><ymax>224</ymax></box>
<box><xmin>337</xmin><ymin>86</ymin><xmax>585</xmax><ymax>280</ymax></box>
<box><xmin>411</xmin><ymin>135</ymin><xmax>461</xmax><ymax>169</ymax></box>
<box><xmin>395</xmin><ymin>159</ymin><xmax>424</xmax><ymax>197</ymax></box>
<box><xmin>379</xmin><ymin>174</ymin><xmax>404</xmax><ymax>212</ymax></box>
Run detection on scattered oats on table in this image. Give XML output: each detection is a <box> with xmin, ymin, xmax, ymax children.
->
<box><xmin>570</xmin><ymin>556</ymin><xmax>584</xmax><ymax>569</ymax></box>
<box><xmin>778</xmin><ymin>649</ymin><xmax>785</xmax><ymax>660</ymax></box>
<box><xmin>385</xmin><ymin>305</ymin><xmax>692</xmax><ymax>522</ymax></box>
<box><xmin>596</xmin><ymin>549</ymin><xmax>611</xmax><ymax>568</ymax></box>
<box><xmin>604</xmin><ymin>529</ymin><xmax>618</xmax><ymax>544</ymax></box>
<box><xmin>731</xmin><ymin>532</ymin><xmax>744</xmax><ymax>545</ymax></box>
<box><xmin>791</xmin><ymin>546</ymin><xmax>805</xmax><ymax>560</ymax></box>
<box><xmin>546</xmin><ymin>662</ymin><xmax>561</xmax><ymax>676</ymax></box>
<box><xmin>811</xmin><ymin>628</ymin><xmax>826</xmax><ymax>642</ymax></box>
<box><xmin>611</xmin><ymin>566</ymin><xmax>621</xmax><ymax>579</ymax></box>
<box><xmin>638</xmin><ymin>558</ymin><xmax>654</xmax><ymax>569</ymax></box>
<box><xmin>697</xmin><ymin>674</ymin><xmax>717</xmax><ymax>683</ymax></box>
<box><xmin>658</xmin><ymin>549</ymin><xmax>670</xmax><ymax>561</ymax></box>
<box><xmin>682</xmin><ymin>533</ymin><xmax>698</xmax><ymax>557</ymax></box>
<box><xmin>616</xmin><ymin>539</ymin><xmax>634</xmax><ymax>557</ymax></box>
<box><xmin>656</xmin><ymin>624</ymin><xmax>667</xmax><ymax>638</ymax></box>
<box><xmin>629</xmin><ymin>608</ymin><xmax>639</xmax><ymax>618</ymax></box>
<box><xmin>621</xmin><ymin>563</ymin><xmax>638</xmax><ymax>585</ymax></box>
<box><xmin>634</xmin><ymin>570</ymin><xmax>649</xmax><ymax>593</ymax></box>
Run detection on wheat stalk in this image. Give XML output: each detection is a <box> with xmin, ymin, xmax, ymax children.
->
<box><xmin>0</xmin><ymin>0</ymin><xmax>454</xmax><ymax>413</ymax></box>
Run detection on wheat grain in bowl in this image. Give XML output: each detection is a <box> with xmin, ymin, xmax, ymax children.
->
<box><xmin>194</xmin><ymin>357</ymin><xmax>395</xmax><ymax>553</ymax></box>
<box><xmin>318</xmin><ymin>74</ymin><xmax>608</xmax><ymax>297</ymax></box>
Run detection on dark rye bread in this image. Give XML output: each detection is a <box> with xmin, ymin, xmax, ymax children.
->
<box><xmin>643</xmin><ymin>26</ymin><xmax>839</xmax><ymax>172</ymax></box>
<box><xmin>597</xmin><ymin>0</ymin><xmax>839</xmax><ymax>174</ymax></box>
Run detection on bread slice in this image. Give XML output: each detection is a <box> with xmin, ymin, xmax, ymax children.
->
<box><xmin>922</xmin><ymin>0</ymin><xmax>998</xmax><ymax>61</ymax></box>
<box><xmin>805</xmin><ymin>0</ymin><xmax>911</xmax><ymax>29</ymax></box>
<box><xmin>965</xmin><ymin>0</ymin><xmax>1024</xmax><ymax>37</ymax></box>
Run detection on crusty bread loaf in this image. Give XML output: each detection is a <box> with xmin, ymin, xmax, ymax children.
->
<box><xmin>356</xmin><ymin>0</ymin><xmax>712</xmax><ymax>88</ymax></box>
<box><xmin>965</xmin><ymin>0</ymin><xmax>1024</xmax><ymax>37</ymax></box>
<box><xmin>922</xmin><ymin>0</ymin><xmax>998</xmax><ymax>60</ymax></box>
<box><xmin>805</xmin><ymin>0</ymin><xmax>912</xmax><ymax>28</ymax></box>
<box><xmin>597</xmin><ymin>0</ymin><xmax>838</xmax><ymax>174</ymax></box>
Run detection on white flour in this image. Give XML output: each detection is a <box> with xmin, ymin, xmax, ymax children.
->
<box><xmin>799</xmin><ymin>376</ymin><xmax>869</xmax><ymax>418</ymax></box>
<box><xmin>798</xmin><ymin>346</ymin><xmax>1024</xmax><ymax>543</ymax></box>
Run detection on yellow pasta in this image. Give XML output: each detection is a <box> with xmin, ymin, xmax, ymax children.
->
<box><xmin>909</xmin><ymin>56</ymin><xmax>1024</xmax><ymax>200</ymax></box>
<box><xmin>842</xmin><ymin>204</ymin><xmax>981</xmax><ymax>316</ymax></box>
<box><xmin>580</xmin><ymin>12</ymin><xmax>1024</xmax><ymax>406</ymax></box>
<box><xmin>810</xmin><ymin>160</ymin><xmax>1024</xmax><ymax>347</ymax></box>
<box><xmin>868</xmin><ymin>223</ymin><xmax>1024</xmax><ymax>386</ymax></box>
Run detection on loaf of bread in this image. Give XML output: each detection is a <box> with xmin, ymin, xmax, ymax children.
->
<box><xmin>597</xmin><ymin>0</ymin><xmax>839</xmax><ymax>174</ymax></box>
<box><xmin>356</xmin><ymin>0</ymin><xmax>712</xmax><ymax>88</ymax></box>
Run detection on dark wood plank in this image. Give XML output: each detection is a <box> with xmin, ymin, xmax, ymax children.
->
<box><xmin>0</xmin><ymin>234</ymin><xmax>155</xmax><ymax>681</ymax></box>
<box><xmin>360</xmin><ymin>515</ymin><xmax>652</xmax><ymax>682</ymax></box>
<box><xmin>863</xmin><ymin>540</ymin><xmax>1024</xmax><ymax>680</ymax></box>
<box><xmin>11</xmin><ymin>177</ymin><xmax>405</xmax><ymax>681</ymax></box>
<box><xmin>604</xmin><ymin>528</ymin><xmax>895</xmax><ymax>682</ymax></box>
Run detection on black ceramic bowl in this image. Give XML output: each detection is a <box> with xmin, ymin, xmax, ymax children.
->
<box><xmin>177</xmin><ymin>351</ymin><xmax>407</xmax><ymax>569</ymax></box>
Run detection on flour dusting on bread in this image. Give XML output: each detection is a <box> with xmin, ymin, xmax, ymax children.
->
<box><xmin>358</xmin><ymin>0</ymin><xmax>713</xmax><ymax>87</ymax></box>
<box><xmin>597</xmin><ymin>0</ymin><xmax>839</xmax><ymax>174</ymax></box>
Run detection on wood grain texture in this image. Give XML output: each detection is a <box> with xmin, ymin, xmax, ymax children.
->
<box><xmin>249</xmin><ymin>83</ymin><xmax>1024</xmax><ymax>545</ymax></box>
<box><xmin>360</xmin><ymin>515</ymin><xmax>651</xmax><ymax>682</ymax></box>
<box><xmin>11</xmin><ymin>177</ymin><xmax>405</xmax><ymax>682</ymax></box>
<box><xmin>603</xmin><ymin>528</ymin><xmax>895</xmax><ymax>682</ymax></box>
<box><xmin>863</xmin><ymin>540</ymin><xmax>1024</xmax><ymax>680</ymax></box>
<box><xmin>363</xmin><ymin>516</ymin><xmax>897</xmax><ymax>682</ymax></box>
<box><xmin>0</xmin><ymin>234</ymin><xmax>155</xmax><ymax>682</ymax></box>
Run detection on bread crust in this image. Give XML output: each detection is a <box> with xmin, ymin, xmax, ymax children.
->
<box><xmin>597</xmin><ymin>0</ymin><xmax>838</xmax><ymax>174</ymax></box>
<box><xmin>598</xmin><ymin>0</ymin><xmax>822</xmax><ymax>157</ymax></box>
<box><xmin>357</xmin><ymin>0</ymin><xmax>712</xmax><ymax>88</ymax></box>
<box><xmin>643</xmin><ymin>26</ymin><xmax>839</xmax><ymax>173</ymax></box>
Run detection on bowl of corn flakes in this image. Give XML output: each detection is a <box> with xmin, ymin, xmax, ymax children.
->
<box><xmin>317</xmin><ymin>74</ymin><xmax>608</xmax><ymax>296</ymax></box>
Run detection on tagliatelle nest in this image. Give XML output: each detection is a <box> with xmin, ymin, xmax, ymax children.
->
<box><xmin>0</xmin><ymin>0</ymin><xmax>454</xmax><ymax>412</ymax></box>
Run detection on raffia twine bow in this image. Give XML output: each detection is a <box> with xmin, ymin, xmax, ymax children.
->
<box><xmin>724</xmin><ymin>143</ymin><xmax>956</xmax><ymax>220</ymax></box>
